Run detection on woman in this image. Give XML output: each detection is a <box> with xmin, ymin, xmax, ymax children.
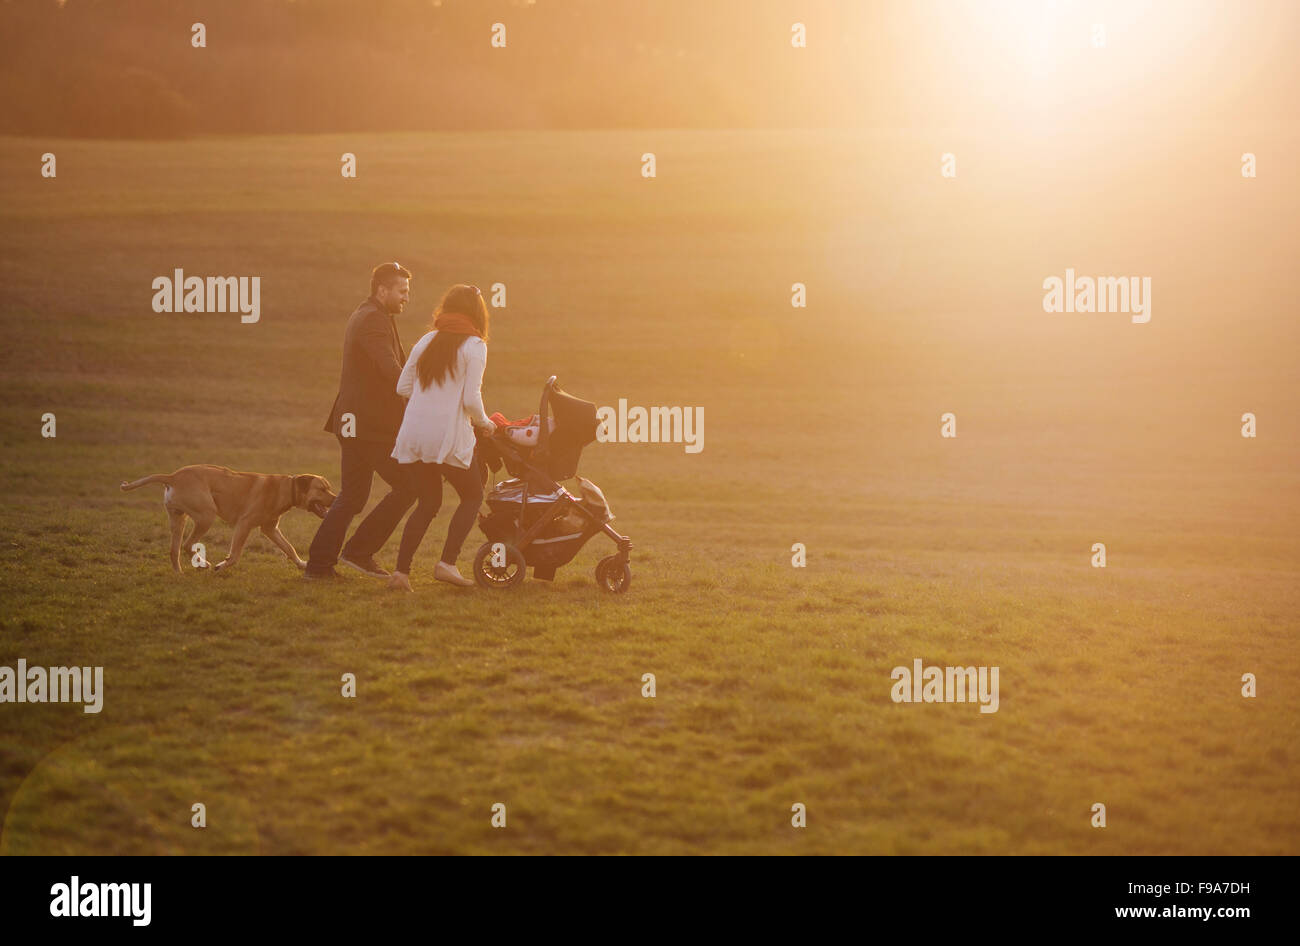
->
<box><xmin>388</xmin><ymin>284</ymin><xmax>496</xmax><ymax>592</ymax></box>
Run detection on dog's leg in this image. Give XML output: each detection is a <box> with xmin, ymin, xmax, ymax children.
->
<box><xmin>184</xmin><ymin>511</ymin><xmax>217</xmax><ymax>568</ymax></box>
<box><xmin>213</xmin><ymin>517</ymin><xmax>255</xmax><ymax>573</ymax></box>
<box><xmin>261</xmin><ymin>520</ymin><xmax>306</xmax><ymax>569</ymax></box>
<box><xmin>167</xmin><ymin>509</ymin><xmax>187</xmax><ymax>574</ymax></box>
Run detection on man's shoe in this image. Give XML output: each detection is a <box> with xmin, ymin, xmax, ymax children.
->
<box><xmin>302</xmin><ymin>567</ymin><xmax>342</xmax><ymax>581</ymax></box>
<box><xmin>339</xmin><ymin>553</ymin><xmax>391</xmax><ymax>579</ymax></box>
<box><xmin>434</xmin><ymin>561</ymin><xmax>474</xmax><ymax>587</ymax></box>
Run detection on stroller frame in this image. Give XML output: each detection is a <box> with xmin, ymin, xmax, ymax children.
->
<box><xmin>473</xmin><ymin>376</ymin><xmax>633</xmax><ymax>592</ymax></box>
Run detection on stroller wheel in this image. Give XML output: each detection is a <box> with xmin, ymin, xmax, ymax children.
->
<box><xmin>595</xmin><ymin>555</ymin><xmax>631</xmax><ymax>594</ymax></box>
<box><xmin>473</xmin><ymin>541</ymin><xmax>526</xmax><ymax>590</ymax></box>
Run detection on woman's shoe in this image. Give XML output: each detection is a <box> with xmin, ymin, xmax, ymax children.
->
<box><xmin>387</xmin><ymin>571</ymin><xmax>414</xmax><ymax>593</ymax></box>
<box><xmin>434</xmin><ymin>561</ymin><xmax>474</xmax><ymax>587</ymax></box>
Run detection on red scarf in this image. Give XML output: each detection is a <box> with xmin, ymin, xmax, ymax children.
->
<box><xmin>434</xmin><ymin>312</ymin><xmax>483</xmax><ymax>337</ymax></box>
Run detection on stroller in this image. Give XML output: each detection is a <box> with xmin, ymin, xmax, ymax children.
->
<box><xmin>473</xmin><ymin>376</ymin><xmax>633</xmax><ymax>592</ymax></box>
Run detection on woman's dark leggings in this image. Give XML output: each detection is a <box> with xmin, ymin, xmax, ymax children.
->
<box><xmin>395</xmin><ymin>454</ymin><xmax>484</xmax><ymax>574</ymax></box>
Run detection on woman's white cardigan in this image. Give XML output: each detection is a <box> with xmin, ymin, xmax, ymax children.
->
<box><xmin>391</xmin><ymin>332</ymin><xmax>492</xmax><ymax>470</ymax></box>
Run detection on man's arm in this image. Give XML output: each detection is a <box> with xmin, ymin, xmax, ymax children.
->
<box><xmin>356</xmin><ymin>308</ymin><xmax>403</xmax><ymax>390</ymax></box>
<box><xmin>396</xmin><ymin>333</ymin><xmax>428</xmax><ymax>398</ymax></box>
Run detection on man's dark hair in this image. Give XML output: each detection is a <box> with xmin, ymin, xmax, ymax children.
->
<box><xmin>370</xmin><ymin>261</ymin><xmax>412</xmax><ymax>297</ymax></box>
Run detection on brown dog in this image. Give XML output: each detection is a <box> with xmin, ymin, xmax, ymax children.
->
<box><xmin>120</xmin><ymin>465</ymin><xmax>336</xmax><ymax>574</ymax></box>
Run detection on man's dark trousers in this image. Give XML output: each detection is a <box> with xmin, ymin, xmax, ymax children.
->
<box><xmin>307</xmin><ymin>434</ymin><xmax>414</xmax><ymax>569</ymax></box>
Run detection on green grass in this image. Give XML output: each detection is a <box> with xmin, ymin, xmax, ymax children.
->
<box><xmin>0</xmin><ymin>129</ymin><xmax>1297</xmax><ymax>853</ymax></box>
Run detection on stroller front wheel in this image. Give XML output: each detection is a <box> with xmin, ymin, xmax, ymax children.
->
<box><xmin>595</xmin><ymin>555</ymin><xmax>631</xmax><ymax>594</ymax></box>
<box><xmin>473</xmin><ymin>541</ymin><xmax>527</xmax><ymax>590</ymax></box>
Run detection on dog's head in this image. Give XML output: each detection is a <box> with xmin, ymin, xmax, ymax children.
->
<box><xmin>293</xmin><ymin>474</ymin><xmax>336</xmax><ymax>518</ymax></box>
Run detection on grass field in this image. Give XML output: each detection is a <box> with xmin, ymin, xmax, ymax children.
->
<box><xmin>0</xmin><ymin>128</ymin><xmax>1297</xmax><ymax>854</ymax></box>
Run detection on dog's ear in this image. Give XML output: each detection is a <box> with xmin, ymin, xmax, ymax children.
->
<box><xmin>293</xmin><ymin>474</ymin><xmax>313</xmax><ymax>504</ymax></box>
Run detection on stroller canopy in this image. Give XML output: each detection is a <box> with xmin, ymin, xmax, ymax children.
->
<box><xmin>536</xmin><ymin>380</ymin><xmax>598</xmax><ymax>481</ymax></box>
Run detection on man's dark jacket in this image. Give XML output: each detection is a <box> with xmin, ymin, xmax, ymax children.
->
<box><xmin>323</xmin><ymin>296</ymin><xmax>408</xmax><ymax>445</ymax></box>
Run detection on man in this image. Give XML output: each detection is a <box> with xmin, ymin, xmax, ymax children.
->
<box><xmin>304</xmin><ymin>262</ymin><xmax>419</xmax><ymax>580</ymax></box>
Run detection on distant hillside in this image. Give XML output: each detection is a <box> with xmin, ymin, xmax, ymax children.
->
<box><xmin>1</xmin><ymin>0</ymin><xmax>1297</xmax><ymax>138</ymax></box>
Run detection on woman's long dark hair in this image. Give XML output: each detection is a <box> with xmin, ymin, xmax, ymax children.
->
<box><xmin>416</xmin><ymin>284</ymin><xmax>491</xmax><ymax>389</ymax></box>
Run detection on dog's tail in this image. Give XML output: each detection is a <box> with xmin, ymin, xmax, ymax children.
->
<box><xmin>120</xmin><ymin>473</ymin><xmax>173</xmax><ymax>492</ymax></box>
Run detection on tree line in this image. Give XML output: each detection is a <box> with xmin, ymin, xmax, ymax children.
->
<box><xmin>0</xmin><ymin>0</ymin><xmax>869</xmax><ymax>138</ymax></box>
